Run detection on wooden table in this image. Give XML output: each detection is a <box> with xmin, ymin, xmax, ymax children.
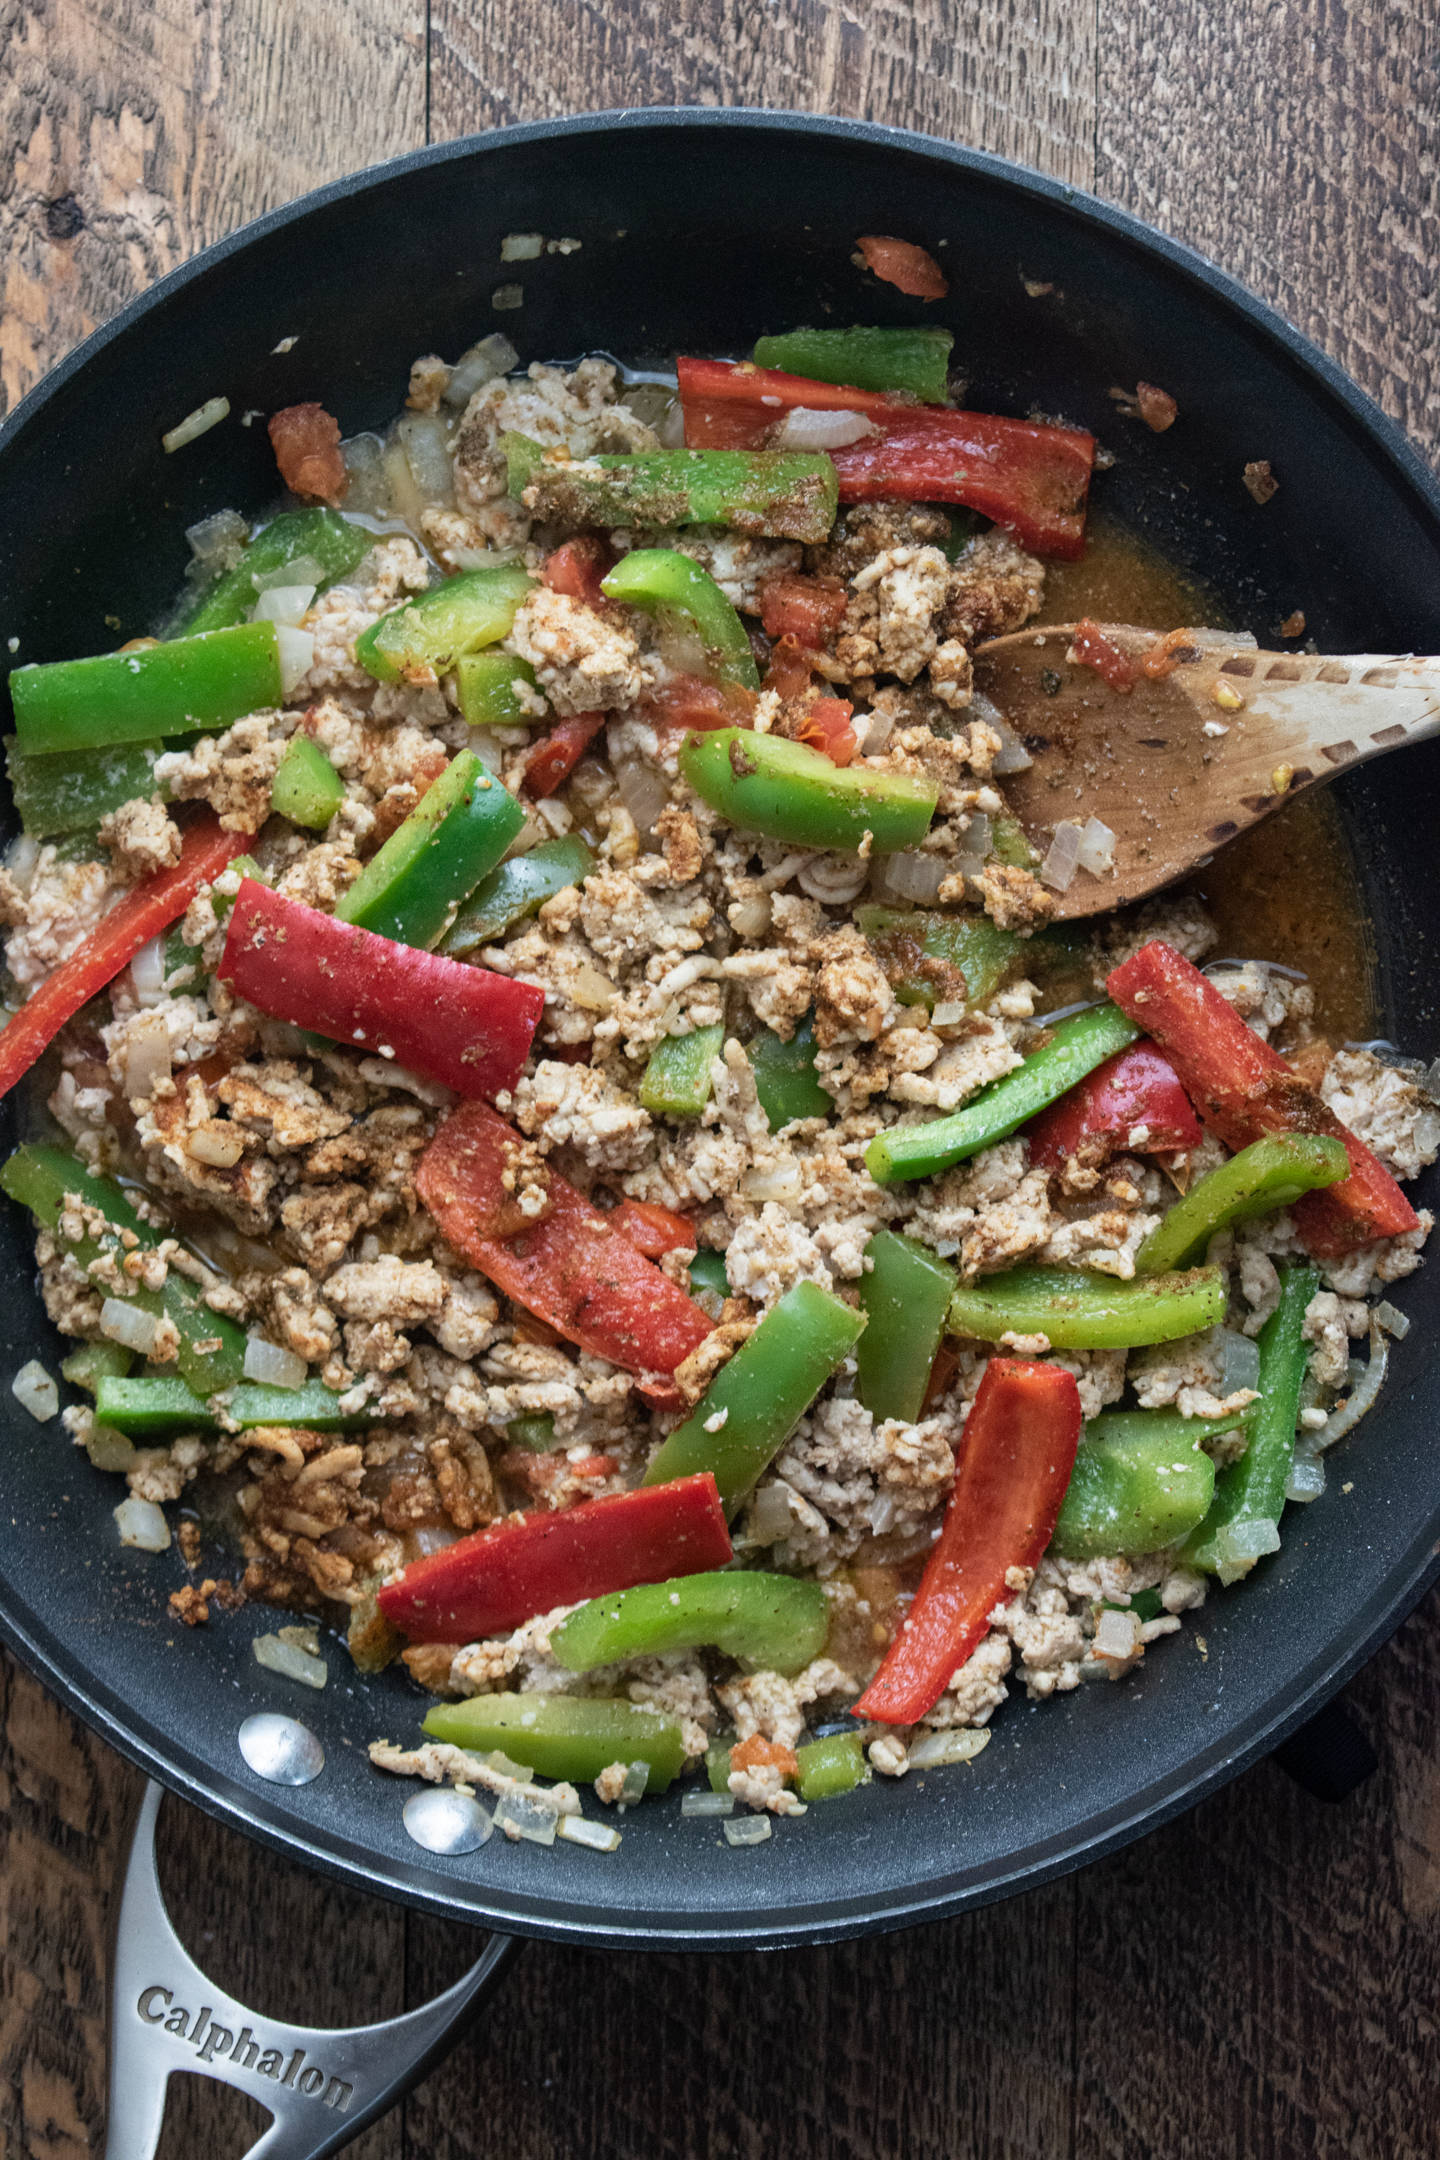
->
<box><xmin>3</xmin><ymin>4</ymin><xmax>1439</xmax><ymax>2153</ymax></box>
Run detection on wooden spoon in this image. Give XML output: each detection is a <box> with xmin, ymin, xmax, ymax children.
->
<box><xmin>970</xmin><ymin>623</ymin><xmax>1440</xmax><ymax>921</ymax></box>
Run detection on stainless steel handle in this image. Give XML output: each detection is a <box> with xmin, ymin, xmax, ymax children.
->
<box><xmin>105</xmin><ymin>1781</ymin><xmax>518</xmax><ymax>2160</ymax></box>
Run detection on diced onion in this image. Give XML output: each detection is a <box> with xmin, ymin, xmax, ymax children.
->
<box><xmin>1039</xmin><ymin>821</ymin><xmax>1083</xmax><ymax>893</ymax></box>
<box><xmin>877</xmin><ymin>850</ymin><xmax>947</xmax><ymax>904</ymax></box>
<box><xmin>1075</xmin><ymin>816</ymin><xmax>1116</xmax><ymax>875</ymax></box>
<box><xmin>1217</xmin><ymin>1328</ymin><xmax>1262</xmax><ymax>1395</ymax></box>
<box><xmin>186</xmin><ymin>508</ymin><xmax>249</xmax><ymax>565</ymax></box>
<box><xmin>728</xmin><ymin>896</ymin><xmax>772</xmax><ymax>940</ymax></box>
<box><xmin>907</xmin><ymin>1728</ymin><xmax>991</xmax><ymax>1769</ymax></box>
<box><xmin>493</xmin><ymin>1792</ymin><xmax>559</xmax><ymax>1845</ymax></box>
<box><xmin>100</xmin><ymin>1299</ymin><xmax>160</xmax><ymax>1355</ymax></box>
<box><xmin>162</xmin><ymin>396</ymin><xmax>230</xmax><ymax>454</ymax></box>
<box><xmin>252</xmin><ymin>1634</ymin><xmax>328</xmax><ymax>1689</ymax></box>
<box><xmin>12</xmin><ymin>1360</ymin><xmax>58</xmax><ymax>1423</ymax></box>
<box><xmin>750</xmin><ymin>1483</ymin><xmax>794</xmax><ymax>1543</ymax></box>
<box><xmin>797</xmin><ymin>852</ymin><xmax>870</xmax><ymax>905</ymax></box>
<box><xmin>411</xmin><ymin>1526</ymin><xmax>460</xmax><ymax>1557</ymax></box>
<box><xmin>618</xmin><ymin>1760</ymin><xmax>650</xmax><ymax>1805</ymax></box>
<box><xmin>253</xmin><ymin>553</ymin><xmax>325</xmax><ymax>593</ymax></box>
<box><xmin>774</xmin><ymin>407</ymin><xmax>881</xmax><ymax>450</ymax></box>
<box><xmin>444</xmin><ymin>335</ymin><xmax>520</xmax><ymax>408</ymax></box>
<box><xmin>274</xmin><ymin>624</ymin><xmax>315</xmax><ymax>694</ymax></box>
<box><xmin>1372</xmin><ymin>1300</ymin><xmax>1410</xmax><ymax>1339</ymax></box>
<box><xmin>723</xmin><ymin>1815</ymin><xmax>773</xmax><ymax>1846</ymax></box>
<box><xmin>568</xmin><ymin>755</ymin><xmax>614</xmax><ymax>807</ymax></box>
<box><xmin>970</xmin><ymin>692</ymin><xmax>1033</xmax><ymax>774</ymax></box>
<box><xmin>559</xmin><ymin>1815</ymin><xmax>622</xmax><ymax>1850</ymax></box>
<box><xmin>130</xmin><ymin>937</ymin><xmax>167</xmax><ymax>1002</ymax></box>
<box><xmin>959</xmin><ymin>812</ymin><xmax>993</xmax><ymax>863</ymax></box>
<box><xmin>87</xmin><ymin>1424</ymin><xmax>137</xmax><ymax>1472</ymax></box>
<box><xmin>681</xmin><ymin>1789</ymin><xmax>736</xmax><ymax>1817</ymax></box>
<box><xmin>501</xmin><ymin>231</ymin><xmax>545</xmax><ymax>261</ymax></box>
<box><xmin>397</xmin><ymin>411</ymin><xmax>456</xmax><ymax>507</ymax></box>
<box><xmin>857</xmin><ymin>704</ymin><xmax>896</xmax><ymax>755</ymax></box>
<box><xmin>243</xmin><ymin>1335</ymin><xmax>308</xmax><ymax>1389</ymax></box>
<box><xmin>1284</xmin><ymin>1447</ymin><xmax>1326</xmax><ymax>1504</ymax></box>
<box><xmin>115</xmin><ymin>1497</ymin><xmax>170</xmax><ymax>1551</ymax></box>
<box><xmin>1309</xmin><ymin>1321</ymin><xmax>1388</xmax><ymax>1452</ymax></box>
<box><xmin>1092</xmin><ymin>1606</ymin><xmax>1144</xmax><ymax>1658</ymax></box>
<box><xmin>868</xmin><ymin>1491</ymin><xmax>898</xmax><ymax>1536</ymax></box>
<box><xmin>614</xmin><ymin>754</ymin><xmax>670</xmax><ymax>840</ymax></box>
<box><xmin>5</xmin><ymin>835</ymin><xmax>40</xmax><ymax>894</ymax></box>
<box><xmin>567</xmin><ymin>961</ymin><xmax>619</xmax><ymax>1013</ymax></box>
<box><xmin>930</xmin><ymin>1000</ymin><xmax>968</xmax><ymax>1027</ymax></box>
<box><xmin>253</xmin><ymin>583</ymin><xmax>316</xmax><ymax>627</ymax></box>
<box><xmin>739</xmin><ymin>1158</ymin><xmax>805</xmax><ymax>1204</ymax></box>
<box><xmin>1213</xmin><ymin>1516</ymin><xmax>1282</xmax><ymax>1586</ymax></box>
<box><xmin>534</xmin><ymin>796</ymin><xmax>573</xmax><ymax>836</ymax></box>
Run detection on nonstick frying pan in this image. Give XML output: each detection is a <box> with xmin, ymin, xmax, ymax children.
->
<box><xmin>2</xmin><ymin>109</ymin><xmax>1439</xmax><ymax>2153</ymax></box>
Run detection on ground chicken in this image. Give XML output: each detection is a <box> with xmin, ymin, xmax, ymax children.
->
<box><xmin>508</xmin><ymin>587</ymin><xmax>651</xmax><ymax>716</ymax></box>
<box><xmin>99</xmin><ymin>797</ymin><xmax>182</xmax><ymax>879</ymax></box>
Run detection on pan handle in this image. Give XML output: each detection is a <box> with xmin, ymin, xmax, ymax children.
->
<box><xmin>105</xmin><ymin>1781</ymin><xmax>518</xmax><ymax>2160</ymax></box>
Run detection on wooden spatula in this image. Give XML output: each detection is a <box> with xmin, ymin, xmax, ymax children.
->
<box><xmin>970</xmin><ymin>623</ymin><xmax>1440</xmax><ymax>921</ymax></box>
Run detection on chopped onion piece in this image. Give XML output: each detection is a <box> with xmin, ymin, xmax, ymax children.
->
<box><xmin>559</xmin><ymin>1815</ymin><xmax>622</xmax><ymax>1851</ymax></box>
<box><xmin>681</xmin><ymin>1788</ymin><xmax>737</xmax><ymax>1817</ymax></box>
<box><xmin>930</xmin><ymin>1000</ymin><xmax>967</xmax><ymax>1028</ymax></box>
<box><xmin>1414</xmin><ymin>1108</ymin><xmax>1440</xmax><ymax>1156</ymax></box>
<box><xmin>501</xmin><ymin>232</ymin><xmax>545</xmax><ymax>261</ymax></box>
<box><xmin>658</xmin><ymin>399</ymin><xmax>688</xmax><ymax>449</ymax></box>
<box><xmin>1310</xmin><ymin>1322</ymin><xmax>1388</xmax><ymax>1453</ymax></box>
<box><xmin>252</xmin><ymin>1634</ymin><xmax>328</xmax><ymax>1689</ymax></box>
<box><xmin>5</xmin><ymin>834</ymin><xmax>40</xmax><ymax>893</ymax></box>
<box><xmin>482</xmin><ymin>1748</ymin><xmax>533</xmax><ymax>1783</ymax></box>
<box><xmin>253</xmin><ymin>583</ymin><xmax>316</xmax><ymax>627</ymax></box>
<box><xmin>87</xmin><ymin>1424</ymin><xmax>138</xmax><ymax>1472</ymax></box>
<box><xmin>1285</xmin><ymin>1447</ymin><xmax>1326</xmax><ymax>1504</ymax></box>
<box><xmin>723</xmin><ymin>1815</ymin><xmax>773</xmax><ymax>1847</ymax></box>
<box><xmin>907</xmin><ymin>1728</ymin><xmax>991</xmax><ymax>1770</ymax></box>
<box><xmin>1217</xmin><ymin>1328</ymin><xmax>1262</xmax><ymax>1395</ymax></box>
<box><xmin>1372</xmin><ymin>1300</ymin><xmax>1410</xmax><ymax>1339</ymax></box>
<box><xmin>970</xmin><ymin>691</ymin><xmax>1034</xmax><ymax>773</ymax></box>
<box><xmin>1092</xmin><ymin>1606</ymin><xmax>1144</xmax><ymax>1658</ymax></box>
<box><xmin>444</xmin><ymin>334</ymin><xmax>520</xmax><ymax>407</ymax></box>
<box><xmin>1075</xmin><ymin>816</ymin><xmax>1116</xmax><ymax>875</ymax></box>
<box><xmin>739</xmin><ymin>1157</ymin><xmax>805</xmax><ymax>1204</ymax></box>
<box><xmin>868</xmin><ymin>1492</ymin><xmax>898</xmax><ymax>1536</ymax></box>
<box><xmin>130</xmin><ymin>936</ymin><xmax>167</xmax><ymax>1001</ymax></box>
<box><xmin>243</xmin><ymin>1335</ymin><xmax>308</xmax><ymax>1389</ymax></box>
<box><xmin>397</xmin><ymin>411</ymin><xmax>456</xmax><ymax>507</ymax></box>
<box><xmin>100</xmin><ymin>1299</ymin><xmax>160</xmax><ymax>1355</ymax></box>
<box><xmin>115</xmin><ymin>1497</ymin><xmax>170</xmax><ymax>1551</ymax></box>
<box><xmin>774</xmin><ymin>407</ymin><xmax>881</xmax><ymax>450</ymax></box>
<box><xmin>12</xmin><ymin>1360</ymin><xmax>58</xmax><ymax>1423</ymax></box>
<box><xmin>494</xmin><ymin>1792</ymin><xmax>559</xmax><ymax>1846</ymax></box>
<box><xmin>187</xmin><ymin>508</ymin><xmax>249</xmax><ymax>564</ymax></box>
<box><xmin>618</xmin><ymin>1760</ymin><xmax>650</xmax><ymax>1806</ymax></box>
<box><xmin>274</xmin><ymin>624</ymin><xmax>315</xmax><ymax>694</ymax></box>
<box><xmin>253</xmin><ymin>553</ymin><xmax>325</xmax><ymax>593</ymax></box>
<box><xmin>1423</xmin><ymin>1057</ymin><xmax>1440</xmax><ymax>1103</ymax></box>
<box><xmin>1039</xmin><ymin>821</ymin><xmax>1083</xmax><ymax>893</ymax></box>
<box><xmin>959</xmin><ymin>812</ymin><xmax>993</xmax><ymax>863</ymax></box>
<box><xmin>749</xmin><ymin>1483</ymin><xmax>793</xmax><ymax>1544</ymax></box>
<box><xmin>124</xmin><ymin>1012</ymin><xmax>173</xmax><ymax>1101</ymax></box>
<box><xmin>1213</xmin><ymin>1516</ymin><xmax>1281</xmax><ymax>1586</ymax></box>
<box><xmin>411</xmin><ymin>1526</ymin><xmax>460</xmax><ymax>1557</ymax></box>
<box><xmin>162</xmin><ymin>396</ymin><xmax>230</xmax><ymax>453</ymax></box>
<box><xmin>878</xmin><ymin>850</ymin><xmax>948</xmax><ymax>904</ymax></box>
<box><xmin>613</xmin><ymin>754</ymin><xmax>670</xmax><ymax>840</ymax></box>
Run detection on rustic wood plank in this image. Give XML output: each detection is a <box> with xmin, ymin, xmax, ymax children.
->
<box><xmin>428</xmin><ymin>0</ymin><xmax>1099</xmax><ymax>191</ymax></box>
<box><xmin>1095</xmin><ymin>0</ymin><xmax>1440</xmax><ymax>464</ymax></box>
<box><xmin>0</xmin><ymin>0</ymin><xmax>428</xmax><ymax>416</ymax></box>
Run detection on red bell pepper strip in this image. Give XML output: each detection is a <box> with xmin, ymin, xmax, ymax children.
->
<box><xmin>758</xmin><ymin>572</ymin><xmax>849</xmax><ymax>650</ymax></box>
<box><xmin>542</xmin><ymin>536</ymin><xmax>614</xmax><ymax>609</ymax></box>
<box><xmin>415</xmin><ymin>1100</ymin><xmax>714</xmax><ymax>1392</ymax></box>
<box><xmin>855</xmin><ymin>235</ymin><xmax>949</xmax><ymax>299</ymax></box>
<box><xmin>609</xmin><ymin>1196</ymin><xmax>697</xmax><ymax>1259</ymax></box>
<box><xmin>218</xmin><ymin>880</ymin><xmax>542</xmax><ymax>1098</ymax></box>
<box><xmin>829</xmin><ymin>409</ymin><xmax>1096</xmax><ymax>559</ymax></box>
<box><xmin>377</xmin><ymin>1472</ymin><xmax>733</xmax><ymax>1643</ymax></box>
<box><xmin>0</xmin><ymin>815</ymin><xmax>249</xmax><ymax>1103</ymax></box>
<box><xmin>1070</xmin><ymin>618</ymin><xmax>1137</xmax><ymax>691</ymax></box>
<box><xmin>1024</xmin><ymin>1042</ymin><xmax>1202</xmax><ymax>1172</ymax></box>
<box><xmin>854</xmin><ymin>1359</ymin><xmax>1082</xmax><ymax>1726</ymax></box>
<box><xmin>796</xmin><ymin>696</ymin><xmax>859</xmax><ymax>767</ymax></box>
<box><xmin>1106</xmin><ymin>941</ymin><xmax>1419</xmax><ymax>1257</ymax></box>
<box><xmin>677</xmin><ymin>355</ymin><xmax>902</xmax><ymax>451</ymax></box>
<box><xmin>523</xmin><ymin>712</ymin><xmax>607</xmax><ymax>798</ymax></box>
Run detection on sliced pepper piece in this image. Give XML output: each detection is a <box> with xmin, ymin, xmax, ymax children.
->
<box><xmin>415</xmin><ymin>1101</ymin><xmax>713</xmax><ymax>1393</ymax></box>
<box><xmin>377</xmin><ymin>1473</ymin><xmax>732</xmax><ymax>1642</ymax></box>
<box><xmin>681</xmin><ymin>728</ymin><xmax>937</xmax><ymax>855</ymax></box>
<box><xmin>946</xmin><ymin>1263</ymin><xmax>1228</xmax><ymax>1350</ymax></box>
<box><xmin>795</xmin><ymin>1731</ymin><xmax>869</xmax><ymax>1801</ymax></box>
<box><xmin>856</xmin><ymin>904</ymin><xmax>1026</xmax><ymax>1014</ymax></box>
<box><xmin>1024</xmin><ymin>1041</ymin><xmax>1202</xmax><ymax>1171</ymax></box>
<box><xmin>0</xmin><ymin>815</ymin><xmax>250</xmax><ymax>1103</ymax></box>
<box><xmin>354</xmin><ymin>563</ymin><xmax>534</xmax><ymax>685</ymax></box>
<box><xmin>61</xmin><ymin>1340</ymin><xmax>134</xmax><ymax>1394</ymax></box>
<box><xmin>91</xmin><ymin>1374</ymin><xmax>374</xmax><ymax>1437</ymax></box>
<box><xmin>0</xmin><ymin>1144</ymin><xmax>247</xmax><ymax>1394</ymax></box>
<box><xmin>1106</xmin><ymin>941</ymin><xmax>1419</xmax><ymax>1257</ymax></box>
<box><xmin>855</xmin><ymin>1359</ymin><xmax>1082</xmax><ymax>1724</ymax></box>
<box><xmin>643</xmin><ymin>1280</ymin><xmax>866</xmax><ymax>1513</ymax></box>
<box><xmin>677</xmin><ymin>355</ymin><xmax>906</xmax><ymax>447</ymax></box>
<box><xmin>524</xmin><ymin>712</ymin><xmax>607</xmax><ymax>797</ymax></box>
<box><xmin>1050</xmin><ymin>1412</ymin><xmax>1222</xmax><ymax>1558</ymax></box>
<box><xmin>219</xmin><ymin>881</ymin><xmax>543</xmax><ymax>1098</ymax></box>
<box><xmin>829</xmin><ymin>408</ymin><xmax>1096</xmax><ymax>560</ymax></box>
<box><xmin>336</xmin><ymin>750</ymin><xmax>525</xmax><ymax>948</ymax></box>
<box><xmin>271</xmin><ymin>734</ymin><xmax>345</xmax><ymax>831</ymax></box>
<box><xmin>454</xmin><ymin>651</ymin><xmax>542</xmax><ymax>729</ymax></box>
<box><xmin>601</xmin><ymin>550</ymin><xmax>760</xmax><ymax>693</ymax></box>
<box><xmin>423</xmin><ymin>1694</ymin><xmax>686</xmax><ymax>1794</ymax></box>
<box><xmin>639</xmin><ymin>1025</ymin><xmax>726</xmax><ymax>1118</ymax></box>
<box><xmin>180</xmin><ymin>508</ymin><xmax>372</xmax><ymax>635</ymax></box>
<box><xmin>865</xmin><ymin>1003</ymin><xmax>1142</xmax><ymax>1185</ymax></box>
<box><xmin>553</xmin><ymin>1570</ymin><xmax>829</xmax><ymax>1677</ymax></box>
<box><xmin>1135</xmin><ymin>1133</ymin><xmax>1350</xmax><ymax>1275</ymax></box>
<box><xmin>438</xmin><ymin>834</ymin><xmax>595</xmax><ymax>957</ymax></box>
<box><xmin>1182</xmin><ymin>1263</ymin><xmax>1321</xmax><ymax>1583</ymax></box>
<box><xmin>10</xmin><ymin>622</ymin><xmax>283</xmax><ymax>756</ymax></box>
<box><xmin>608</xmin><ymin>1198</ymin><xmax>697</xmax><ymax>1260</ymax></box>
<box><xmin>687</xmin><ymin>1249</ymin><xmax>731</xmax><ymax>1305</ymax></box>
<box><xmin>5</xmin><ymin>736</ymin><xmax>177</xmax><ymax>838</ymax></box>
<box><xmin>745</xmin><ymin>1012</ymin><xmax>832</xmax><ymax>1129</ymax></box>
<box><xmin>751</xmin><ymin>326</ymin><xmax>954</xmax><ymax>404</ymax></box>
<box><xmin>541</xmin><ymin>535</ymin><xmax>613</xmax><ymax>608</ymax></box>
<box><xmin>856</xmin><ymin>1230</ymin><xmax>958</xmax><ymax>1426</ymax></box>
<box><xmin>503</xmin><ymin>434</ymin><xmax>839</xmax><ymax>545</ymax></box>
<box><xmin>505</xmin><ymin>1413</ymin><xmax>562</xmax><ymax>1452</ymax></box>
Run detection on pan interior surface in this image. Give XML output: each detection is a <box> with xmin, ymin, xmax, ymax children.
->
<box><xmin>1</xmin><ymin>112</ymin><xmax>1437</xmax><ymax>1948</ymax></box>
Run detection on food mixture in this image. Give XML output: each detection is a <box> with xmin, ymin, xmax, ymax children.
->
<box><xmin>3</xmin><ymin>272</ymin><xmax>1436</xmax><ymax>1849</ymax></box>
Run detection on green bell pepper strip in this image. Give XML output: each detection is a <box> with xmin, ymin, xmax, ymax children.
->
<box><xmin>504</xmin><ymin>1413</ymin><xmax>562</xmax><ymax>1452</ymax></box>
<box><xmin>0</xmin><ymin>1143</ymin><xmax>247</xmax><ymax>1394</ymax></box>
<box><xmin>423</xmin><ymin>1694</ymin><xmax>687</xmax><ymax>1794</ymax></box>
<box><xmin>1050</xmin><ymin>1412</ymin><xmax>1225</xmax><ymax>1558</ymax></box>
<box><xmin>856</xmin><ymin>904</ymin><xmax>1025</xmax><ymax>1013</ymax></box>
<box><xmin>1183</xmin><ymin>1263</ymin><xmax>1321</xmax><ymax>1583</ymax></box>
<box><xmin>600</xmin><ymin>550</ymin><xmax>760</xmax><ymax>693</ymax></box>
<box><xmin>707</xmin><ymin>1740</ymin><xmax>734</xmax><ymax>1794</ymax></box>
<box><xmin>856</xmin><ymin>1230</ymin><xmax>958</xmax><ymax>1425</ymax></box>
<box><xmin>1135</xmin><ymin>1133</ymin><xmax>1350</xmax><ymax>1275</ymax></box>
<box><xmin>687</xmin><ymin>1249</ymin><xmax>731</xmax><ymax>1304</ymax></box>
<box><xmin>795</xmin><ymin>1731</ymin><xmax>868</xmax><ymax>1801</ymax></box>
<box><xmin>91</xmin><ymin>1374</ymin><xmax>374</xmax><ymax>1438</ymax></box>
<box><xmin>643</xmin><ymin>1280</ymin><xmax>867</xmax><ymax>1514</ymax></box>
<box><xmin>335</xmin><ymin>750</ymin><xmax>526</xmax><ymax>949</ymax></box>
<box><xmin>946</xmin><ymin>1263</ymin><xmax>1228</xmax><ymax>1350</ymax></box>
<box><xmin>746</xmin><ymin>1012</ymin><xmax>832</xmax><ymax>1129</ymax></box>
<box><xmin>751</xmin><ymin>326</ymin><xmax>954</xmax><ymax>405</ymax></box>
<box><xmin>439</xmin><ymin>835</ymin><xmax>595</xmax><ymax>958</ymax></box>
<box><xmin>989</xmin><ymin>813</ymin><xmax>1041</xmax><ymax>869</ymax></box>
<box><xmin>61</xmin><ymin>1340</ymin><xmax>134</xmax><ymax>1394</ymax></box>
<box><xmin>553</xmin><ymin>1570</ymin><xmax>829</xmax><ymax>1678</ymax></box>
<box><xmin>639</xmin><ymin>1024</ymin><xmax>726</xmax><ymax>1118</ymax></box>
<box><xmin>179</xmin><ymin>508</ymin><xmax>372</xmax><ymax>635</ymax></box>
<box><xmin>682</xmin><ymin>728</ymin><xmax>938</xmax><ymax>856</ymax></box>
<box><xmin>455</xmin><ymin>651</ymin><xmax>542</xmax><ymax>729</ymax></box>
<box><xmin>271</xmin><ymin>734</ymin><xmax>345</xmax><ymax>830</ymax></box>
<box><xmin>354</xmin><ymin>563</ymin><xmax>535</xmax><ymax>685</ymax></box>
<box><xmin>5</xmin><ymin>736</ymin><xmax>179</xmax><ymax>837</ymax></box>
<box><xmin>503</xmin><ymin>434</ymin><xmax>839</xmax><ymax>545</ymax></box>
<box><xmin>10</xmin><ymin>623</ymin><xmax>284</xmax><ymax>757</ymax></box>
<box><xmin>865</xmin><ymin>1002</ymin><xmax>1142</xmax><ymax>1185</ymax></box>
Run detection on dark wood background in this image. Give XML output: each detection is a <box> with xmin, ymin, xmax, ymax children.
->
<box><xmin>3</xmin><ymin>2</ymin><xmax>1440</xmax><ymax>2152</ymax></box>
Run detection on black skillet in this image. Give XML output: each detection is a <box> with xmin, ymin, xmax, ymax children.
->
<box><xmin>1</xmin><ymin>109</ymin><xmax>1438</xmax><ymax>2148</ymax></box>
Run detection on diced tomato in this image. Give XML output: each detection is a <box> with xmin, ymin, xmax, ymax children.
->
<box><xmin>829</xmin><ymin>408</ymin><xmax>1096</xmax><ymax>560</ymax></box>
<box><xmin>524</xmin><ymin>712</ymin><xmax>607</xmax><ymax>798</ymax></box>
<box><xmin>268</xmin><ymin>403</ymin><xmax>348</xmax><ymax>506</ymax></box>
<box><xmin>761</xmin><ymin>634</ymin><xmax>815</xmax><ymax>703</ymax></box>
<box><xmin>855</xmin><ymin>235</ymin><xmax>949</xmax><ymax>300</ymax></box>
<box><xmin>638</xmin><ymin>676</ymin><xmax>756</xmax><ymax>732</ymax></box>
<box><xmin>1024</xmin><ymin>1043</ymin><xmax>1202</xmax><ymax>1172</ymax></box>
<box><xmin>1070</xmin><ymin>619</ymin><xmax>1137</xmax><ymax>691</ymax></box>
<box><xmin>542</xmin><ymin>535</ymin><xmax>614</xmax><ymax>609</ymax></box>
<box><xmin>376</xmin><ymin>1473</ymin><xmax>733</xmax><ymax>1643</ymax></box>
<box><xmin>609</xmin><ymin>1197</ymin><xmax>696</xmax><ymax>1259</ymax></box>
<box><xmin>797</xmin><ymin>697</ymin><xmax>859</xmax><ymax>767</ymax></box>
<box><xmin>1135</xmin><ymin>382</ymin><xmax>1178</xmax><ymax>433</ymax></box>
<box><xmin>1141</xmin><ymin>627</ymin><xmax>1205</xmax><ymax>681</ymax></box>
<box><xmin>758</xmin><ymin>571</ymin><xmax>848</xmax><ymax>650</ymax></box>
